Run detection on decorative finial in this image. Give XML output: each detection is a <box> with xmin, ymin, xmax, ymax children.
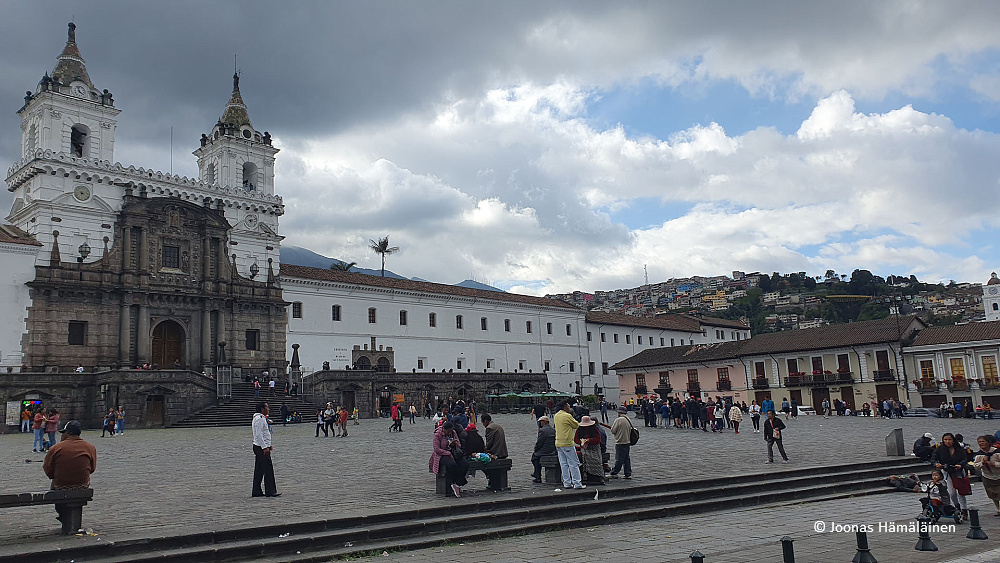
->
<box><xmin>68</xmin><ymin>22</ymin><xmax>76</xmax><ymax>43</ymax></box>
<box><xmin>233</xmin><ymin>54</ymin><xmax>239</xmax><ymax>91</ymax></box>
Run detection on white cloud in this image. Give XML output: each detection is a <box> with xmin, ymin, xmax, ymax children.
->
<box><xmin>273</xmin><ymin>85</ymin><xmax>1000</xmax><ymax>294</ymax></box>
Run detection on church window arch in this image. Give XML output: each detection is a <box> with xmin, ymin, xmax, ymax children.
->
<box><xmin>242</xmin><ymin>161</ymin><xmax>257</xmax><ymax>191</ymax></box>
<box><xmin>206</xmin><ymin>162</ymin><xmax>216</xmax><ymax>185</ymax></box>
<box><xmin>993</xmin><ymin>303</ymin><xmax>998</xmax><ymax>311</ymax></box>
<box><xmin>70</xmin><ymin>124</ymin><xmax>91</xmax><ymax>158</ymax></box>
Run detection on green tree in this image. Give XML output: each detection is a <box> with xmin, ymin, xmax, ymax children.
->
<box><xmin>757</xmin><ymin>274</ymin><xmax>772</xmax><ymax>292</ymax></box>
<box><xmin>369</xmin><ymin>236</ymin><xmax>400</xmax><ymax>277</ymax></box>
<box><xmin>330</xmin><ymin>261</ymin><xmax>357</xmax><ymax>272</ymax></box>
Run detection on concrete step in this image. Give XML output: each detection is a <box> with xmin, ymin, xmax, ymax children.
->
<box><xmin>4</xmin><ymin>458</ymin><xmax>927</xmax><ymax>563</ymax></box>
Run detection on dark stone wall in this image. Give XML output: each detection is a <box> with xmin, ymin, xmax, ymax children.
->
<box><xmin>305</xmin><ymin>369</ymin><xmax>549</xmax><ymax>419</ymax></box>
<box><xmin>0</xmin><ymin>369</ymin><xmax>217</xmax><ymax>432</ymax></box>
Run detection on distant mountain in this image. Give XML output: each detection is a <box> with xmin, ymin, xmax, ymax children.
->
<box><xmin>456</xmin><ymin>279</ymin><xmax>504</xmax><ymax>292</ymax></box>
<box><xmin>280</xmin><ymin>246</ymin><xmax>504</xmax><ymax>292</ymax></box>
<box><xmin>280</xmin><ymin>246</ymin><xmax>405</xmax><ymax>278</ymax></box>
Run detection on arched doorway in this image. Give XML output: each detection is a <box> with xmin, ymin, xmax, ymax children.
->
<box><xmin>151</xmin><ymin>320</ymin><xmax>185</xmax><ymax>368</ymax></box>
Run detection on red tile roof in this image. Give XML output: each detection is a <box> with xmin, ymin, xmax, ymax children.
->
<box><xmin>279</xmin><ymin>264</ymin><xmax>578</xmax><ymax>310</ymax></box>
<box><xmin>0</xmin><ymin>224</ymin><xmax>41</xmax><ymax>247</ymax></box>
<box><xmin>612</xmin><ymin>316</ymin><xmax>925</xmax><ymax>371</ymax></box>
<box><xmin>910</xmin><ymin>320</ymin><xmax>1000</xmax><ymax>347</ymax></box>
<box><xmin>736</xmin><ymin>316</ymin><xmax>924</xmax><ymax>356</ymax></box>
<box><xmin>586</xmin><ymin>311</ymin><xmax>702</xmax><ymax>332</ymax></box>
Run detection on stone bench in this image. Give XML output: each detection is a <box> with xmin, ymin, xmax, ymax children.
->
<box><xmin>436</xmin><ymin>458</ymin><xmax>513</xmax><ymax>494</ymax></box>
<box><xmin>540</xmin><ymin>454</ymin><xmax>561</xmax><ymax>484</ymax></box>
<box><xmin>0</xmin><ymin>488</ymin><xmax>94</xmax><ymax>534</ymax></box>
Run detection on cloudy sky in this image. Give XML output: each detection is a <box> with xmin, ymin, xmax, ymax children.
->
<box><xmin>2</xmin><ymin>2</ymin><xmax>1000</xmax><ymax>294</ymax></box>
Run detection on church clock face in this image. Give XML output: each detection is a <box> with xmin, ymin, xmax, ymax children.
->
<box><xmin>990</xmin><ymin>287</ymin><xmax>999</xmax><ymax>296</ymax></box>
<box><xmin>244</xmin><ymin>213</ymin><xmax>259</xmax><ymax>230</ymax></box>
<box><xmin>73</xmin><ymin>186</ymin><xmax>91</xmax><ymax>201</ymax></box>
<box><xmin>71</xmin><ymin>84</ymin><xmax>88</xmax><ymax>97</ymax></box>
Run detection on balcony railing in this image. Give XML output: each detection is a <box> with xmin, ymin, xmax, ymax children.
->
<box><xmin>982</xmin><ymin>380</ymin><xmax>1000</xmax><ymax>390</ymax></box>
<box><xmin>716</xmin><ymin>380</ymin><xmax>732</xmax><ymax>391</ymax></box>
<box><xmin>634</xmin><ymin>385</ymin><xmax>648</xmax><ymax>395</ymax></box>
<box><xmin>873</xmin><ymin>369</ymin><xmax>895</xmax><ymax>382</ymax></box>
<box><xmin>687</xmin><ymin>381</ymin><xmax>701</xmax><ymax>393</ymax></box>
<box><xmin>785</xmin><ymin>372</ymin><xmax>856</xmax><ymax>387</ymax></box>
<box><xmin>752</xmin><ymin>377</ymin><xmax>770</xmax><ymax>389</ymax></box>
<box><xmin>915</xmin><ymin>379</ymin><xmax>940</xmax><ymax>392</ymax></box>
<box><xmin>947</xmin><ymin>380</ymin><xmax>969</xmax><ymax>392</ymax></box>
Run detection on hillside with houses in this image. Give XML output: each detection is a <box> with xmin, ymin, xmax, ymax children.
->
<box><xmin>547</xmin><ymin>269</ymin><xmax>989</xmax><ymax>335</ymax></box>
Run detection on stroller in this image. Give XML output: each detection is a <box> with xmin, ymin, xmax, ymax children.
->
<box><xmin>919</xmin><ymin>481</ymin><xmax>965</xmax><ymax>524</ymax></box>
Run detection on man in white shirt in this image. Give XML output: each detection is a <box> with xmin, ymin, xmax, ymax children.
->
<box><xmin>251</xmin><ymin>402</ymin><xmax>280</xmax><ymax>497</ymax></box>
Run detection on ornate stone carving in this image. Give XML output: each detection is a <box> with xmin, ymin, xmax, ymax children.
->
<box><xmin>49</xmin><ymin>109</ymin><xmax>61</xmax><ymax>118</ymax></box>
<box><xmin>100</xmin><ymin>121</ymin><xmax>112</xmax><ymax>129</ymax></box>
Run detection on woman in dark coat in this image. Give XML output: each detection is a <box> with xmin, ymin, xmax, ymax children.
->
<box><xmin>763</xmin><ymin>410</ymin><xmax>788</xmax><ymax>463</ymax></box>
<box><xmin>933</xmin><ymin>432</ymin><xmax>970</xmax><ymax>517</ymax></box>
<box><xmin>462</xmin><ymin>423</ymin><xmax>486</xmax><ymax>455</ymax></box>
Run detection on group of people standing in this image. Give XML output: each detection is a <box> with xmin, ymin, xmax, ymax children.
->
<box><xmin>914</xmin><ymin>431</ymin><xmax>1000</xmax><ymax>519</ymax></box>
<box><xmin>23</xmin><ymin>407</ymin><xmax>60</xmax><ymax>452</ymax></box>
<box><xmin>101</xmin><ymin>407</ymin><xmax>124</xmax><ymax>437</ymax></box>
<box><xmin>316</xmin><ymin>402</ymin><xmax>353</xmax><ymax>437</ymax></box>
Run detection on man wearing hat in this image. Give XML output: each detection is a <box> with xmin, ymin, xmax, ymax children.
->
<box><xmin>913</xmin><ymin>432</ymin><xmax>936</xmax><ymax>462</ymax></box>
<box><xmin>608</xmin><ymin>407</ymin><xmax>634</xmax><ymax>479</ymax></box>
<box><xmin>42</xmin><ymin>420</ymin><xmax>97</xmax><ymax>526</ymax></box>
<box><xmin>530</xmin><ymin>415</ymin><xmax>556</xmax><ymax>483</ymax></box>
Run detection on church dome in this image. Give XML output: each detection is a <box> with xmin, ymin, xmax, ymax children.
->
<box><xmin>988</xmin><ymin>272</ymin><xmax>1000</xmax><ymax>285</ymax></box>
<box><xmin>221</xmin><ymin>72</ymin><xmax>252</xmax><ymax>128</ymax></box>
<box><xmin>52</xmin><ymin>23</ymin><xmax>95</xmax><ymax>89</ymax></box>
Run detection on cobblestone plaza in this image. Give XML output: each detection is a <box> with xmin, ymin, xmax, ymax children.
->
<box><xmin>3</xmin><ymin>412</ymin><xmax>1000</xmax><ymax>561</ymax></box>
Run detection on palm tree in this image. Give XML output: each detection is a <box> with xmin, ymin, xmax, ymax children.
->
<box><xmin>369</xmin><ymin>236</ymin><xmax>399</xmax><ymax>277</ymax></box>
<box><xmin>330</xmin><ymin>261</ymin><xmax>357</xmax><ymax>273</ymax></box>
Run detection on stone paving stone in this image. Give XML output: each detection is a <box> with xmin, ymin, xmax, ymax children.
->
<box><xmin>1</xmin><ymin>411</ymin><xmax>998</xmax><ymax>558</ymax></box>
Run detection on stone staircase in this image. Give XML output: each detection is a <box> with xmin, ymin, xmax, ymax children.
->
<box><xmin>4</xmin><ymin>458</ymin><xmax>929</xmax><ymax>563</ymax></box>
<box><xmin>169</xmin><ymin>381</ymin><xmax>320</xmax><ymax>428</ymax></box>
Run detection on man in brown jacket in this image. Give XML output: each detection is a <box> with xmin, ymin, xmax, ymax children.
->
<box><xmin>43</xmin><ymin>420</ymin><xmax>97</xmax><ymax>524</ymax></box>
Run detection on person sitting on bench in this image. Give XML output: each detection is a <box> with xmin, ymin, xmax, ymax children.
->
<box><xmin>531</xmin><ymin>416</ymin><xmax>556</xmax><ymax>483</ymax></box>
<box><xmin>43</xmin><ymin>420</ymin><xmax>96</xmax><ymax>528</ymax></box>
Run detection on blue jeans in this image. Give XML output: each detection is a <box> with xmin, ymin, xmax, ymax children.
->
<box><xmin>611</xmin><ymin>444</ymin><xmax>632</xmax><ymax>477</ymax></box>
<box><xmin>46</xmin><ymin>431</ymin><xmax>56</xmax><ymax>448</ymax></box>
<box><xmin>33</xmin><ymin>428</ymin><xmax>44</xmax><ymax>451</ymax></box>
<box><xmin>556</xmin><ymin>446</ymin><xmax>582</xmax><ymax>488</ymax></box>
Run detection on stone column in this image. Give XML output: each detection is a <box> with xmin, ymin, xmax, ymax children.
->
<box><xmin>138</xmin><ymin>228</ymin><xmax>148</xmax><ymax>272</ymax></box>
<box><xmin>202</xmin><ymin>237</ymin><xmax>210</xmax><ymax>281</ymax></box>
<box><xmin>119</xmin><ymin>299</ymin><xmax>131</xmax><ymax>364</ymax></box>
<box><xmin>137</xmin><ymin>304</ymin><xmax>150</xmax><ymax>362</ymax></box>
<box><xmin>122</xmin><ymin>226</ymin><xmax>132</xmax><ymax>270</ymax></box>
<box><xmin>201</xmin><ymin>305</ymin><xmax>212</xmax><ymax>366</ymax></box>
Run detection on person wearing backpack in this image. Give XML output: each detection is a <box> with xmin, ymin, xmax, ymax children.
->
<box><xmin>608</xmin><ymin>406</ymin><xmax>635</xmax><ymax>479</ymax></box>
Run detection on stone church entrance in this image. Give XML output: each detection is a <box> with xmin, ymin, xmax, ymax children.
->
<box><xmin>152</xmin><ymin>320</ymin><xmax>185</xmax><ymax>368</ymax></box>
